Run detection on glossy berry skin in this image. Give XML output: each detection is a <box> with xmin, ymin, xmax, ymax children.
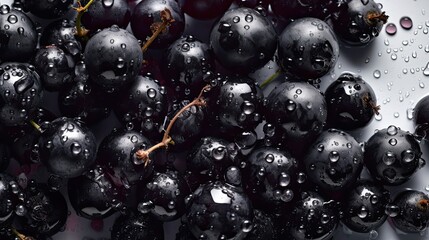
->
<box><xmin>185</xmin><ymin>180</ymin><xmax>253</xmax><ymax>240</ymax></box>
<box><xmin>243</xmin><ymin>146</ymin><xmax>298</xmax><ymax>214</ymax></box>
<box><xmin>413</xmin><ymin>95</ymin><xmax>429</xmax><ymax>140</ymax></box>
<box><xmin>0</xmin><ymin>143</ymin><xmax>9</xmax><ymax>172</ymax></box>
<box><xmin>13</xmin><ymin>182</ymin><xmax>68</xmax><ymax>237</ymax></box>
<box><xmin>246</xmin><ymin>209</ymin><xmax>277</xmax><ymax>240</ymax></box>
<box><xmin>81</xmin><ymin>0</ymin><xmax>131</xmax><ymax>31</ymax></box>
<box><xmin>263</xmin><ymin>81</ymin><xmax>327</xmax><ymax>157</ymax></box>
<box><xmin>137</xmin><ymin>170</ymin><xmax>191</xmax><ymax>221</ymax></box>
<box><xmin>58</xmin><ymin>81</ymin><xmax>111</xmax><ymax>125</ymax></box>
<box><xmin>187</xmin><ymin>137</ymin><xmax>237</xmax><ymax>182</ymax></box>
<box><xmin>210</xmin><ymin>76</ymin><xmax>263</xmax><ymax>135</ymax></box>
<box><xmin>113</xmin><ymin>73</ymin><xmax>167</xmax><ymax>136</ymax></box>
<box><xmin>161</xmin><ymin>35</ymin><xmax>213</xmax><ymax>100</ymax></box>
<box><xmin>10</xmin><ymin>108</ymin><xmax>56</xmax><ymax>165</ymax></box>
<box><xmin>84</xmin><ymin>25</ymin><xmax>143</xmax><ymax>92</ymax></box>
<box><xmin>0</xmin><ymin>174</ymin><xmax>19</xmax><ymax>227</ymax></box>
<box><xmin>331</xmin><ymin>0</ymin><xmax>385</xmax><ymax>46</ymax></box>
<box><xmin>278</xmin><ymin>17</ymin><xmax>339</xmax><ymax>80</ymax></box>
<box><xmin>391</xmin><ymin>190</ymin><xmax>429</xmax><ymax>233</ymax></box>
<box><xmin>40</xmin><ymin>19</ymin><xmax>82</xmax><ymax>57</ymax></box>
<box><xmin>33</xmin><ymin>45</ymin><xmax>75</xmax><ymax>91</ymax></box>
<box><xmin>111</xmin><ymin>213</ymin><xmax>164</xmax><ymax>240</ymax></box>
<box><xmin>37</xmin><ymin>117</ymin><xmax>97</xmax><ymax>178</ymax></box>
<box><xmin>22</xmin><ymin>0</ymin><xmax>73</xmax><ymax>19</ymax></box>
<box><xmin>0</xmin><ymin>5</ymin><xmax>37</xmax><ymax>62</ymax></box>
<box><xmin>303</xmin><ymin>129</ymin><xmax>364</xmax><ymax>192</ymax></box>
<box><xmin>131</xmin><ymin>0</ymin><xmax>185</xmax><ymax>49</ymax></box>
<box><xmin>68</xmin><ymin>166</ymin><xmax>119</xmax><ymax>219</ymax></box>
<box><xmin>341</xmin><ymin>180</ymin><xmax>390</xmax><ymax>233</ymax></box>
<box><xmin>271</xmin><ymin>0</ymin><xmax>334</xmax><ymax>21</ymax></box>
<box><xmin>364</xmin><ymin>125</ymin><xmax>423</xmax><ymax>186</ymax></box>
<box><xmin>179</xmin><ymin>0</ymin><xmax>233</xmax><ymax>20</ymax></box>
<box><xmin>236</xmin><ymin>0</ymin><xmax>271</xmax><ymax>9</ymax></box>
<box><xmin>210</xmin><ymin>7</ymin><xmax>277</xmax><ymax>74</ymax></box>
<box><xmin>289</xmin><ymin>191</ymin><xmax>339</xmax><ymax>240</ymax></box>
<box><xmin>325</xmin><ymin>72</ymin><xmax>377</xmax><ymax>130</ymax></box>
<box><xmin>97</xmin><ymin>129</ymin><xmax>153</xmax><ymax>186</ymax></box>
<box><xmin>0</xmin><ymin>63</ymin><xmax>43</xmax><ymax>126</ymax></box>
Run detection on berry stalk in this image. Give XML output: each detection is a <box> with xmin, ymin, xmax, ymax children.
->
<box><xmin>135</xmin><ymin>85</ymin><xmax>211</xmax><ymax>166</ymax></box>
<box><xmin>12</xmin><ymin>228</ymin><xmax>34</xmax><ymax>240</ymax></box>
<box><xmin>141</xmin><ymin>8</ymin><xmax>175</xmax><ymax>52</ymax></box>
<box><xmin>74</xmin><ymin>0</ymin><xmax>95</xmax><ymax>37</ymax></box>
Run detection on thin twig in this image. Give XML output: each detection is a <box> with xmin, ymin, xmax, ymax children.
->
<box><xmin>142</xmin><ymin>8</ymin><xmax>175</xmax><ymax>52</ymax></box>
<box><xmin>73</xmin><ymin>0</ymin><xmax>95</xmax><ymax>37</ymax></box>
<box><xmin>135</xmin><ymin>85</ymin><xmax>211</xmax><ymax>166</ymax></box>
<box><xmin>260</xmin><ymin>70</ymin><xmax>281</xmax><ymax>89</ymax></box>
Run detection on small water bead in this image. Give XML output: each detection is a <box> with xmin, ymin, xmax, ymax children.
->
<box><xmin>388</xmin><ymin>138</ymin><xmax>397</xmax><ymax>146</ymax></box>
<box><xmin>383</xmin><ymin>151</ymin><xmax>395</xmax><ymax>165</ymax></box>
<box><xmin>375</xmin><ymin>113</ymin><xmax>382</xmax><ymax>121</ymax></box>
<box><xmin>400</xmin><ymin>16</ymin><xmax>413</xmax><ymax>30</ymax></box>
<box><xmin>385</xmin><ymin>204</ymin><xmax>400</xmax><ymax>217</ymax></box>
<box><xmin>406</xmin><ymin>108</ymin><xmax>414</xmax><ymax>120</ymax></box>
<box><xmin>373</xmin><ymin>70</ymin><xmax>381</xmax><ymax>79</ymax></box>
<box><xmin>71</xmin><ymin>142</ymin><xmax>82</xmax><ymax>155</ymax></box>
<box><xmin>241</xmin><ymin>220</ymin><xmax>253</xmax><ymax>233</ymax></box>
<box><xmin>394</xmin><ymin>112</ymin><xmax>400</xmax><ymax>118</ymax></box>
<box><xmin>391</xmin><ymin>54</ymin><xmax>397</xmax><ymax>60</ymax></box>
<box><xmin>358</xmin><ymin>206</ymin><xmax>368</xmax><ymax>218</ymax></box>
<box><xmin>387</xmin><ymin>125</ymin><xmax>398</xmax><ymax>135</ymax></box>
<box><xmin>423</xmin><ymin>62</ymin><xmax>429</xmax><ymax>76</ymax></box>
<box><xmin>402</xmin><ymin>149</ymin><xmax>415</xmax><ymax>163</ymax></box>
<box><xmin>369</xmin><ymin>230</ymin><xmax>379</xmax><ymax>239</ymax></box>
<box><xmin>329</xmin><ymin>151</ymin><xmax>340</xmax><ymax>163</ymax></box>
<box><xmin>279</xmin><ymin>173</ymin><xmax>290</xmax><ymax>187</ymax></box>
<box><xmin>385</xmin><ymin>23</ymin><xmax>397</xmax><ymax>35</ymax></box>
<box><xmin>265</xmin><ymin>154</ymin><xmax>274</xmax><ymax>163</ymax></box>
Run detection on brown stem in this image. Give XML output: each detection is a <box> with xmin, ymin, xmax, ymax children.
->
<box><xmin>362</xmin><ymin>93</ymin><xmax>380</xmax><ymax>115</ymax></box>
<box><xmin>135</xmin><ymin>85</ymin><xmax>212</xmax><ymax>166</ymax></box>
<box><xmin>142</xmin><ymin>8</ymin><xmax>175</xmax><ymax>52</ymax></box>
<box><xmin>29</xmin><ymin>120</ymin><xmax>43</xmax><ymax>133</ymax></box>
<box><xmin>367</xmin><ymin>11</ymin><xmax>389</xmax><ymax>25</ymax></box>
<box><xmin>418</xmin><ymin>199</ymin><xmax>429</xmax><ymax>211</ymax></box>
<box><xmin>12</xmin><ymin>228</ymin><xmax>34</xmax><ymax>240</ymax></box>
<box><xmin>73</xmin><ymin>0</ymin><xmax>95</xmax><ymax>37</ymax></box>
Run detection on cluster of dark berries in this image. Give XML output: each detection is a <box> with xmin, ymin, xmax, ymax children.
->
<box><xmin>0</xmin><ymin>0</ymin><xmax>427</xmax><ymax>240</ymax></box>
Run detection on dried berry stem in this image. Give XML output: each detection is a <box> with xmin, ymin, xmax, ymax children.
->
<box><xmin>142</xmin><ymin>8</ymin><xmax>175</xmax><ymax>52</ymax></box>
<box><xmin>418</xmin><ymin>199</ymin><xmax>429</xmax><ymax>210</ymax></box>
<box><xmin>135</xmin><ymin>85</ymin><xmax>211</xmax><ymax>166</ymax></box>
<box><xmin>260</xmin><ymin>69</ymin><xmax>282</xmax><ymax>89</ymax></box>
<box><xmin>29</xmin><ymin>120</ymin><xmax>42</xmax><ymax>133</ymax></box>
<box><xmin>362</xmin><ymin>93</ymin><xmax>380</xmax><ymax>115</ymax></box>
<box><xmin>367</xmin><ymin>11</ymin><xmax>389</xmax><ymax>25</ymax></box>
<box><xmin>12</xmin><ymin>228</ymin><xmax>34</xmax><ymax>240</ymax></box>
<box><xmin>74</xmin><ymin>0</ymin><xmax>95</xmax><ymax>37</ymax></box>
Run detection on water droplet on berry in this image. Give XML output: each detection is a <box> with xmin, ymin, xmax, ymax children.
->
<box><xmin>383</xmin><ymin>151</ymin><xmax>395</xmax><ymax>165</ymax></box>
<box><xmin>265</xmin><ymin>154</ymin><xmax>274</xmax><ymax>163</ymax></box>
<box><xmin>358</xmin><ymin>206</ymin><xmax>368</xmax><ymax>218</ymax></box>
<box><xmin>71</xmin><ymin>142</ymin><xmax>82</xmax><ymax>155</ymax></box>
<box><xmin>279</xmin><ymin>172</ymin><xmax>290</xmax><ymax>187</ymax></box>
<box><xmin>402</xmin><ymin>149</ymin><xmax>415</xmax><ymax>163</ymax></box>
<box><xmin>387</xmin><ymin>125</ymin><xmax>398</xmax><ymax>135</ymax></box>
<box><xmin>102</xmin><ymin>0</ymin><xmax>114</xmax><ymax>7</ymax></box>
<box><xmin>329</xmin><ymin>151</ymin><xmax>340</xmax><ymax>163</ymax></box>
<box><xmin>385</xmin><ymin>204</ymin><xmax>400</xmax><ymax>217</ymax></box>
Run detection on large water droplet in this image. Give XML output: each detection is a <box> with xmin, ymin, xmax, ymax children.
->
<box><xmin>387</xmin><ymin>125</ymin><xmax>398</xmax><ymax>135</ymax></box>
<box><xmin>400</xmin><ymin>16</ymin><xmax>413</xmax><ymax>29</ymax></box>
<box><xmin>102</xmin><ymin>0</ymin><xmax>114</xmax><ymax>8</ymax></box>
<box><xmin>385</xmin><ymin>23</ymin><xmax>397</xmax><ymax>35</ymax></box>
<box><xmin>329</xmin><ymin>151</ymin><xmax>340</xmax><ymax>163</ymax></box>
<box><xmin>383</xmin><ymin>151</ymin><xmax>395</xmax><ymax>165</ymax></box>
<box><xmin>358</xmin><ymin>206</ymin><xmax>368</xmax><ymax>218</ymax></box>
<box><xmin>279</xmin><ymin>172</ymin><xmax>290</xmax><ymax>187</ymax></box>
<box><xmin>71</xmin><ymin>142</ymin><xmax>82</xmax><ymax>155</ymax></box>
